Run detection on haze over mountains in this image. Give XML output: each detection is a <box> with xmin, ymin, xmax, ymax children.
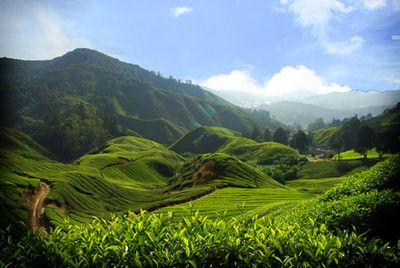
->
<box><xmin>207</xmin><ymin>88</ymin><xmax>400</xmax><ymax>126</ymax></box>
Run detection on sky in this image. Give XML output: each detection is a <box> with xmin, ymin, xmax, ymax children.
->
<box><xmin>0</xmin><ymin>0</ymin><xmax>399</xmax><ymax>97</ymax></box>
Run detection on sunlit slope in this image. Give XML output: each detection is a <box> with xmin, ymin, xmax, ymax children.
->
<box><xmin>171</xmin><ymin>126</ymin><xmax>298</xmax><ymax>162</ymax></box>
<box><xmin>0</xmin><ymin>129</ymin><xmax>195</xmax><ymax>230</ymax></box>
<box><xmin>1</xmin><ymin>128</ymin><xmax>290</xmax><ymax>232</ymax></box>
<box><xmin>155</xmin><ymin>187</ymin><xmax>310</xmax><ymax>219</ymax></box>
<box><xmin>169</xmin><ymin>153</ymin><xmax>283</xmax><ymax>190</ymax></box>
<box><xmin>170</xmin><ymin>126</ymin><xmax>241</xmax><ymax>154</ymax></box>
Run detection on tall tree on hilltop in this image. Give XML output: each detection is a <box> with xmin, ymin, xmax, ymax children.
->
<box><xmin>354</xmin><ymin>126</ymin><xmax>376</xmax><ymax>159</ymax></box>
<box><xmin>329</xmin><ymin>132</ymin><xmax>344</xmax><ymax>161</ymax></box>
<box><xmin>375</xmin><ymin>131</ymin><xmax>400</xmax><ymax>159</ymax></box>
<box><xmin>263</xmin><ymin>128</ymin><xmax>272</xmax><ymax>142</ymax></box>
<box><xmin>273</xmin><ymin>128</ymin><xmax>289</xmax><ymax>145</ymax></box>
<box><xmin>251</xmin><ymin>127</ymin><xmax>261</xmax><ymax>141</ymax></box>
<box><xmin>339</xmin><ymin>116</ymin><xmax>362</xmax><ymax>150</ymax></box>
<box><xmin>290</xmin><ymin>131</ymin><xmax>310</xmax><ymax>153</ymax></box>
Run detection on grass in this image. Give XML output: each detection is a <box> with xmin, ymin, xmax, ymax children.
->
<box><xmin>1</xmin><ymin>156</ymin><xmax>399</xmax><ymax>267</ymax></box>
<box><xmin>171</xmin><ymin>126</ymin><xmax>298</xmax><ymax>165</ymax></box>
<box><xmin>170</xmin><ymin>126</ymin><xmax>241</xmax><ymax>154</ymax></box>
<box><xmin>311</xmin><ymin>127</ymin><xmax>338</xmax><ymax>148</ymax></box>
<box><xmin>0</xmin><ymin>127</ymin><xmax>295</xmax><ymax>232</ymax></box>
<box><xmin>332</xmin><ymin>148</ymin><xmax>391</xmax><ymax>160</ymax></box>
<box><xmin>286</xmin><ymin>177</ymin><xmax>345</xmax><ymax>195</ymax></box>
<box><xmin>155</xmin><ymin>187</ymin><xmax>310</xmax><ymax>219</ymax></box>
<box><xmin>300</xmin><ymin>159</ymin><xmax>376</xmax><ymax>179</ymax></box>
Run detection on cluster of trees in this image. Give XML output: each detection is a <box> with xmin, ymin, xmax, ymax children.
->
<box><xmin>244</xmin><ymin>127</ymin><xmax>310</xmax><ymax>154</ymax></box>
<box><xmin>307</xmin><ymin>113</ymin><xmax>373</xmax><ymax>132</ymax></box>
<box><xmin>329</xmin><ymin>116</ymin><xmax>400</xmax><ymax>160</ymax></box>
<box><xmin>38</xmin><ymin>102</ymin><xmax>120</xmax><ymax>160</ymax></box>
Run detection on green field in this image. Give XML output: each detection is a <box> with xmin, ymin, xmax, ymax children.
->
<box><xmin>156</xmin><ymin>187</ymin><xmax>310</xmax><ymax>219</ymax></box>
<box><xmin>2</xmin><ymin>156</ymin><xmax>399</xmax><ymax>267</ymax></box>
<box><xmin>286</xmin><ymin>177</ymin><xmax>344</xmax><ymax>195</ymax></box>
<box><xmin>332</xmin><ymin>148</ymin><xmax>391</xmax><ymax>160</ymax></box>
<box><xmin>299</xmin><ymin>159</ymin><xmax>374</xmax><ymax>179</ymax></box>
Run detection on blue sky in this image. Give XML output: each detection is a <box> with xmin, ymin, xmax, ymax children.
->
<box><xmin>0</xmin><ymin>0</ymin><xmax>399</xmax><ymax>96</ymax></box>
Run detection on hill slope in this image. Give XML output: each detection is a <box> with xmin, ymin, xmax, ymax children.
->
<box><xmin>171</xmin><ymin>126</ymin><xmax>298</xmax><ymax>162</ymax></box>
<box><xmin>0</xmin><ymin>127</ymin><xmax>288</xmax><ymax>233</ymax></box>
<box><xmin>0</xmin><ymin>48</ymin><xmax>263</xmax><ymax>160</ymax></box>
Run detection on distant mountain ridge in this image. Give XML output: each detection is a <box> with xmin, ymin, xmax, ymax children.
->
<box><xmin>0</xmin><ymin>48</ymin><xmax>265</xmax><ymax>160</ymax></box>
<box><xmin>207</xmin><ymin>88</ymin><xmax>400</xmax><ymax>126</ymax></box>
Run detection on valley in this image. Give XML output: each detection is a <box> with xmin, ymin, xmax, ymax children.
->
<box><xmin>1</xmin><ymin>49</ymin><xmax>400</xmax><ymax>267</ymax></box>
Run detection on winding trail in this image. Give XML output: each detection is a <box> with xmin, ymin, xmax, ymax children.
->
<box><xmin>28</xmin><ymin>182</ymin><xmax>50</xmax><ymax>232</ymax></box>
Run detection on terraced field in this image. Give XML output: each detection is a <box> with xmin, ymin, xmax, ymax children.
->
<box><xmin>155</xmin><ymin>187</ymin><xmax>310</xmax><ymax>219</ymax></box>
<box><xmin>2</xmin><ymin>127</ymin><xmax>305</xmax><ymax>232</ymax></box>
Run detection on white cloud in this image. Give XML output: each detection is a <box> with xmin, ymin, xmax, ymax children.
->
<box><xmin>201</xmin><ymin>65</ymin><xmax>352</xmax><ymax>98</ymax></box>
<box><xmin>283</xmin><ymin>0</ymin><xmax>353</xmax><ymax>27</ymax></box>
<box><xmin>202</xmin><ymin>70</ymin><xmax>262</xmax><ymax>93</ymax></box>
<box><xmin>362</xmin><ymin>0</ymin><xmax>386</xmax><ymax>9</ymax></box>
<box><xmin>322</xmin><ymin>35</ymin><xmax>365</xmax><ymax>55</ymax></box>
<box><xmin>264</xmin><ymin>65</ymin><xmax>351</xmax><ymax>96</ymax></box>
<box><xmin>170</xmin><ymin>6</ymin><xmax>193</xmax><ymax>17</ymax></box>
<box><xmin>0</xmin><ymin>2</ymin><xmax>90</xmax><ymax>59</ymax></box>
<box><xmin>279</xmin><ymin>0</ymin><xmax>366</xmax><ymax>55</ymax></box>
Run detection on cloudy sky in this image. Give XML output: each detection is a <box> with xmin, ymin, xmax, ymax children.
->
<box><xmin>1</xmin><ymin>0</ymin><xmax>399</xmax><ymax>96</ymax></box>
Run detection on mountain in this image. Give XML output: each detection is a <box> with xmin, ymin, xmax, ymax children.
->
<box><xmin>207</xmin><ymin>88</ymin><xmax>400</xmax><ymax>126</ymax></box>
<box><xmin>0</xmin><ymin>48</ymin><xmax>265</xmax><ymax>160</ymax></box>
<box><xmin>204</xmin><ymin>88</ymin><xmax>273</xmax><ymax>108</ymax></box>
<box><xmin>259</xmin><ymin>101</ymin><xmax>394</xmax><ymax>127</ymax></box>
<box><xmin>259</xmin><ymin>101</ymin><xmax>333</xmax><ymax>126</ymax></box>
<box><xmin>301</xmin><ymin>90</ymin><xmax>400</xmax><ymax>110</ymax></box>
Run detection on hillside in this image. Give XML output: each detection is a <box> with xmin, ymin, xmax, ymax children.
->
<box><xmin>171</xmin><ymin>126</ymin><xmax>297</xmax><ymax>162</ymax></box>
<box><xmin>259</xmin><ymin>101</ymin><xmax>394</xmax><ymax>126</ymax></box>
<box><xmin>302</xmin><ymin>90</ymin><xmax>400</xmax><ymax>110</ymax></box>
<box><xmin>0</xmin><ymin>127</ymin><xmax>289</xmax><ymax>233</ymax></box>
<box><xmin>0</xmin><ymin>48</ymin><xmax>264</xmax><ymax>160</ymax></box>
<box><xmin>3</xmin><ymin>156</ymin><xmax>399</xmax><ymax>267</ymax></box>
<box><xmin>311</xmin><ymin>103</ymin><xmax>400</xmax><ymax>150</ymax></box>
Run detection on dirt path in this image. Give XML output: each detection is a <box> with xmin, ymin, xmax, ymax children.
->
<box><xmin>27</xmin><ymin>182</ymin><xmax>50</xmax><ymax>232</ymax></box>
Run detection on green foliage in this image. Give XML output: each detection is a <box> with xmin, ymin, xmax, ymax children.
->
<box><xmin>289</xmin><ymin>130</ymin><xmax>310</xmax><ymax>153</ymax></box>
<box><xmin>312</xmin><ymin>127</ymin><xmax>339</xmax><ymax>149</ymax></box>
<box><xmin>1</xmin><ymin>210</ymin><xmax>399</xmax><ymax>267</ymax></box>
<box><xmin>259</xmin><ymin>154</ymin><xmax>307</xmax><ymax>183</ymax></box>
<box><xmin>272</xmin><ymin>127</ymin><xmax>289</xmax><ymax>145</ymax></box>
<box><xmin>263</xmin><ymin>128</ymin><xmax>272</xmax><ymax>142</ymax></box>
<box><xmin>300</xmin><ymin>159</ymin><xmax>374</xmax><ymax>179</ymax></box>
<box><xmin>307</xmin><ymin>117</ymin><xmax>325</xmax><ymax>132</ymax></box>
<box><xmin>354</xmin><ymin>126</ymin><xmax>376</xmax><ymax>159</ymax></box>
<box><xmin>1</xmin><ymin>49</ymin><xmax>264</xmax><ymax>160</ymax></box>
<box><xmin>170</xmin><ymin>126</ymin><xmax>240</xmax><ymax>154</ymax></box>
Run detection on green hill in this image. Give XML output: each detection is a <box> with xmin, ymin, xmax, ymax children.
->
<box><xmin>0</xmin><ymin>127</ymin><xmax>288</xmax><ymax>233</ymax></box>
<box><xmin>0</xmin><ymin>48</ymin><xmax>266</xmax><ymax>160</ymax></box>
<box><xmin>170</xmin><ymin>126</ymin><xmax>241</xmax><ymax>154</ymax></box>
<box><xmin>0</xmin><ymin>128</ymin><xmax>190</xmax><ymax>231</ymax></box>
<box><xmin>171</xmin><ymin>126</ymin><xmax>298</xmax><ymax>163</ymax></box>
<box><xmin>169</xmin><ymin>153</ymin><xmax>282</xmax><ymax>190</ymax></box>
<box><xmin>311</xmin><ymin>127</ymin><xmax>339</xmax><ymax>149</ymax></box>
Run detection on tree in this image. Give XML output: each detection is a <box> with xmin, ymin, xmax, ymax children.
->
<box><xmin>263</xmin><ymin>128</ymin><xmax>272</xmax><ymax>142</ymax></box>
<box><xmin>307</xmin><ymin>118</ymin><xmax>325</xmax><ymax>132</ymax></box>
<box><xmin>375</xmin><ymin>131</ymin><xmax>400</xmax><ymax>159</ymax></box>
<box><xmin>273</xmin><ymin>128</ymin><xmax>289</xmax><ymax>145</ymax></box>
<box><xmin>354</xmin><ymin>126</ymin><xmax>375</xmax><ymax>159</ymax></box>
<box><xmin>339</xmin><ymin>116</ymin><xmax>361</xmax><ymax>150</ymax></box>
<box><xmin>289</xmin><ymin>131</ymin><xmax>310</xmax><ymax>153</ymax></box>
<box><xmin>329</xmin><ymin>132</ymin><xmax>344</xmax><ymax>161</ymax></box>
<box><xmin>250</xmin><ymin>127</ymin><xmax>261</xmax><ymax>141</ymax></box>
